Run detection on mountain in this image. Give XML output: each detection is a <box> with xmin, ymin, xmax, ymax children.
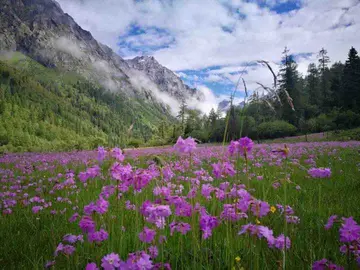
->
<box><xmin>0</xmin><ymin>0</ymin><xmax>197</xmax><ymax>104</ymax></box>
<box><xmin>0</xmin><ymin>0</ymin><xmax>202</xmax><ymax>152</ymax></box>
<box><xmin>127</xmin><ymin>56</ymin><xmax>201</xmax><ymax>101</ymax></box>
<box><xmin>217</xmin><ymin>99</ymin><xmax>245</xmax><ymax>113</ymax></box>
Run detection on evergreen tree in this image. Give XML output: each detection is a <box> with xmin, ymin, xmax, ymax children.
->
<box><xmin>318</xmin><ymin>48</ymin><xmax>332</xmax><ymax>110</ymax></box>
<box><xmin>342</xmin><ymin>47</ymin><xmax>360</xmax><ymax>111</ymax></box>
<box><xmin>208</xmin><ymin>108</ymin><xmax>218</xmax><ymax>129</ymax></box>
<box><xmin>277</xmin><ymin>47</ymin><xmax>300</xmax><ymax>126</ymax></box>
<box><xmin>177</xmin><ymin>100</ymin><xmax>187</xmax><ymax>136</ymax></box>
<box><xmin>306</xmin><ymin>63</ymin><xmax>321</xmax><ymax>107</ymax></box>
<box><xmin>329</xmin><ymin>62</ymin><xmax>344</xmax><ymax>108</ymax></box>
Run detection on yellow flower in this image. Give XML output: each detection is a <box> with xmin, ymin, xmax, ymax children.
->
<box><xmin>255</xmin><ymin>218</ymin><xmax>261</xmax><ymax>224</ymax></box>
<box><xmin>270</xmin><ymin>206</ymin><xmax>276</xmax><ymax>213</ymax></box>
<box><xmin>235</xmin><ymin>256</ymin><xmax>241</xmax><ymax>263</ymax></box>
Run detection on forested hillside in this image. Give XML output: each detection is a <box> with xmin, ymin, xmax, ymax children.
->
<box><xmin>0</xmin><ymin>53</ymin><xmax>174</xmax><ymax>152</ymax></box>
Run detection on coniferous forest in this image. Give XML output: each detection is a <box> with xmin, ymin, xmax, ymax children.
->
<box><xmin>182</xmin><ymin>46</ymin><xmax>360</xmax><ymax>143</ymax></box>
<box><xmin>1</xmin><ymin>46</ymin><xmax>360</xmax><ymax>152</ymax></box>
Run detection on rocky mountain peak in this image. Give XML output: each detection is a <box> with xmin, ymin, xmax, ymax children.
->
<box><xmin>0</xmin><ymin>0</ymin><xmax>203</xmax><ymax>113</ymax></box>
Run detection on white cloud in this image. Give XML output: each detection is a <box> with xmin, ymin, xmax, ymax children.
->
<box><xmin>56</xmin><ymin>0</ymin><xmax>360</xmax><ymax>98</ymax></box>
<box><xmin>176</xmin><ymin>72</ymin><xmax>188</xmax><ymax>78</ymax></box>
<box><xmin>52</xmin><ymin>37</ymin><xmax>84</xmax><ymax>58</ymax></box>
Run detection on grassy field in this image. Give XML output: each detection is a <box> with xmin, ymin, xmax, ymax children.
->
<box><xmin>0</xmin><ymin>140</ymin><xmax>360</xmax><ymax>269</ymax></box>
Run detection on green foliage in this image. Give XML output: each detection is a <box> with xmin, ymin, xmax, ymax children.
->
<box><xmin>0</xmin><ymin>54</ymin><xmax>173</xmax><ymax>152</ymax></box>
<box><xmin>127</xmin><ymin>138</ymin><xmax>143</xmax><ymax>148</ymax></box>
<box><xmin>315</xmin><ymin>114</ymin><xmax>335</xmax><ymax>132</ymax></box>
<box><xmin>188</xmin><ymin>129</ymin><xmax>209</xmax><ymax>143</ymax></box>
<box><xmin>258</xmin><ymin>120</ymin><xmax>297</xmax><ymax>139</ymax></box>
<box><xmin>330</xmin><ymin>128</ymin><xmax>360</xmax><ymax>141</ymax></box>
<box><xmin>334</xmin><ymin>110</ymin><xmax>360</xmax><ymax>130</ymax></box>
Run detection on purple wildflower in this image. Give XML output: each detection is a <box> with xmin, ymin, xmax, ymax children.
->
<box><xmin>32</xmin><ymin>205</ymin><xmax>43</xmax><ymax>214</ymax></box>
<box><xmin>88</xmin><ymin>229</ymin><xmax>109</xmax><ymax>243</ymax></box>
<box><xmin>325</xmin><ymin>215</ymin><xmax>338</xmax><ymax>230</ymax></box>
<box><xmin>273</xmin><ymin>234</ymin><xmax>291</xmax><ymax>250</ymax></box>
<box><xmin>111</xmin><ymin>147</ymin><xmax>124</xmax><ymax>162</ymax></box>
<box><xmin>148</xmin><ymin>245</ymin><xmax>159</xmax><ymax>258</ymax></box>
<box><xmin>173</xmin><ymin>136</ymin><xmax>197</xmax><ymax>153</ymax></box>
<box><xmin>97</xmin><ymin>146</ymin><xmax>107</xmax><ymax>162</ymax></box>
<box><xmin>251</xmin><ymin>200</ymin><xmax>270</xmax><ymax>218</ymax></box>
<box><xmin>45</xmin><ymin>260</ymin><xmax>55</xmax><ymax>268</ymax></box>
<box><xmin>79</xmin><ymin>216</ymin><xmax>96</xmax><ymax>234</ymax></box>
<box><xmin>308</xmin><ymin>168</ymin><xmax>331</xmax><ymax>178</ymax></box>
<box><xmin>85</xmin><ymin>263</ymin><xmax>99</xmax><ymax>270</ymax></box>
<box><xmin>312</xmin><ymin>259</ymin><xmax>344</xmax><ymax>270</ymax></box>
<box><xmin>69</xmin><ymin>212</ymin><xmax>80</xmax><ymax>223</ymax></box>
<box><xmin>339</xmin><ymin>217</ymin><xmax>360</xmax><ymax>243</ymax></box>
<box><xmin>101</xmin><ymin>253</ymin><xmax>121</xmax><ymax>270</ymax></box>
<box><xmin>139</xmin><ymin>227</ymin><xmax>156</xmax><ymax>243</ymax></box>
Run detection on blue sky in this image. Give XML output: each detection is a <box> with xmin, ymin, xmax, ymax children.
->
<box><xmin>58</xmin><ymin>0</ymin><xmax>359</xmax><ymax>107</ymax></box>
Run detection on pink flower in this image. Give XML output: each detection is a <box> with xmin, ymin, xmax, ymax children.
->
<box><xmin>312</xmin><ymin>259</ymin><xmax>344</xmax><ymax>270</ymax></box>
<box><xmin>139</xmin><ymin>227</ymin><xmax>156</xmax><ymax>243</ymax></box>
<box><xmin>174</xmin><ymin>136</ymin><xmax>197</xmax><ymax>153</ymax></box>
<box><xmin>111</xmin><ymin>147</ymin><xmax>124</xmax><ymax>162</ymax></box>
<box><xmin>148</xmin><ymin>245</ymin><xmax>158</xmax><ymax>259</ymax></box>
<box><xmin>85</xmin><ymin>263</ymin><xmax>99</xmax><ymax>270</ymax></box>
<box><xmin>32</xmin><ymin>205</ymin><xmax>43</xmax><ymax>214</ymax></box>
<box><xmin>324</xmin><ymin>215</ymin><xmax>338</xmax><ymax>230</ymax></box>
<box><xmin>88</xmin><ymin>229</ymin><xmax>108</xmax><ymax>243</ymax></box>
<box><xmin>101</xmin><ymin>253</ymin><xmax>121</xmax><ymax>270</ymax></box>
<box><xmin>251</xmin><ymin>200</ymin><xmax>270</xmax><ymax>218</ymax></box>
<box><xmin>79</xmin><ymin>216</ymin><xmax>96</xmax><ymax>234</ymax></box>
<box><xmin>229</xmin><ymin>137</ymin><xmax>254</xmax><ymax>156</ymax></box>
<box><xmin>97</xmin><ymin>146</ymin><xmax>107</xmax><ymax>162</ymax></box>
<box><xmin>339</xmin><ymin>217</ymin><xmax>360</xmax><ymax>242</ymax></box>
<box><xmin>308</xmin><ymin>168</ymin><xmax>331</xmax><ymax>178</ymax></box>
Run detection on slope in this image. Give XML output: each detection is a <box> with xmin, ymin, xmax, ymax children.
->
<box><xmin>0</xmin><ymin>53</ymin><xmax>172</xmax><ymax>152</ymax></box>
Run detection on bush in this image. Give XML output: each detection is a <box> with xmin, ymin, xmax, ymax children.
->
<box><xmin>90</xmin><ymin>137</ymin><xmax>107</xmax><ymax>149</ymax></box>
<box><xmin>188</xmin><ymin>129</ymin><xmax>209</xmax><ymax>143</ymax></box>
<box><xmin>146</xmin><ymin>138</ymin><xmax>167</xmax><ymax>147</ymax></box>
<box><xmin>0</xmin><ymin>133</ymin><xmax>10</xmax><ymax>146</ymax></box>
<box><xmin>258</xmin><ymin>120</ymin><xmax>297</xmax><ymax>139</ymax></box>
<box><xmin>330</xmin><ymin>128</ymin><xmax>360</xmax><ymax>141</ymax></box>
<box><xmin>315</xmin><ymin>114</ymin><xmax>335</xmax><ymax>132</ymax></box>
<box><xmin>127</xmin><ymin>138</ymin><xmax>143</xmax><ymax>148</ymax></box>
<box><xmin>334</xmin><ymin>110</ymin><xmax>360</xmax><ymax>130</ymax></box>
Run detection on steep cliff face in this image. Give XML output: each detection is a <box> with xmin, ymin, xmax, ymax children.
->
<box><xmin>127</xmin><ymin>56</ymin><xmax>199</xmax><ymax>101</ymax></box>
<box><xmin>0</xmin><ymin>0</ymin><xmax>200</xmax><ymax>106</ymax></box>
<box><xmin>0</xmin><ymin>0</ymin><xmax>137</xmax><ymax>93</ymax></box>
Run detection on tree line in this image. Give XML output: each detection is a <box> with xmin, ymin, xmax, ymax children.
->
<box><xmin>167</xmin><ymin>46</ymin><xmax>360</xmax><ymax>143</ymax></box>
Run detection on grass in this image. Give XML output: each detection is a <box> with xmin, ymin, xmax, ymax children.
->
<box><xmin>0</xmin><ymin>142</ymin><xmax>360</xmax><ymax>269</ymax></box>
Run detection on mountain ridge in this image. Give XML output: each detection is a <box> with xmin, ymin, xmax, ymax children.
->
<box><xmin>0</xmin><ymin>0</ymin><xmax>199</xmax><ymax>108</ymax></box>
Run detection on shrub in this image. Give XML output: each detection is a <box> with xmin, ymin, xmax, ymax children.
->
<box><xmin>258</xmin><ymin>120</ymin><xmax>297</xmax><ymax>139</ymax></box>
<box><xmin>127</xmin><ymin>138</ymin><xmax>143</xmax><ymax>148</ymax></box>
<box><xmin>315</xmin><ymin>114</ymin><xmax>335</xmax><ymax>132</ymax></box>
<box><xmin>0</xmin><ymin>133</ymin><xmax>10</xmax><ymax>146</ymax></box>
<box><xmin>188</xmin><ymin>129</ymin><xmax>209</xmax><ymax>143</ymax></box>
<box><xmin>334</xmin><ymin>110</ymin><xmax>360</xmax><ymax>130</ymax></box>
<box><xmin>146</xmin><ymin>138</ymin><xmax>167</xmax><ymax>147</ymax></box>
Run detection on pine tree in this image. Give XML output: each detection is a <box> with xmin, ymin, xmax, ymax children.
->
<box><xmin>329</xmin><ymin>62</ymin><xmax>344</xmax><ymax>108</ymax></box>
<box><xmin>277</xmin><ymin>47</ymin><xmax>300</xmax><ymax>126</ymax></box>
<box><xmin>318</xmin><ymin>48</ymin><xmax>331</xmax><ymax>111</ymax></box>
<box><xmin>177</xmin><ymin>100</ymin><xmax>187</xmax><ymax>135</ymax></box>
<box><xmin>342</xmin><ymin>47</ymin><xmax>360</xmax><ymax>111</ymax></box>
<box><xmin>306</xmin><ymin>63</ymin><xmax>321</xmax><ymax>107</ymax></box>
<box><xmin>208</xmin><ymin>108</ymin><xmax>218</xmax><ymax>129</ymax></box>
